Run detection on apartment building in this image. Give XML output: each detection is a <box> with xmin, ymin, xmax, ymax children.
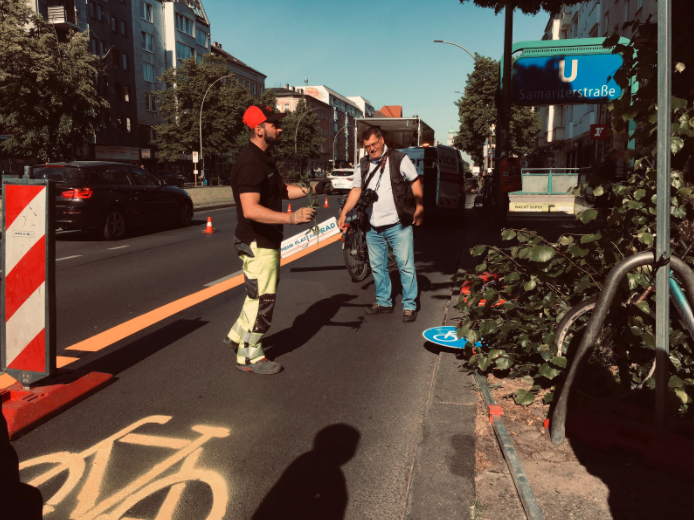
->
<box><xmin>347</xmin><ymin>96</ymin><xmax>375</xmax><ymax>118</ymax></box>
<box><xmin>536</xmin><ymin>0</ymin><xmax>657</xmax><ymax>169</ymax></box>
<box><xmin>269</xmin><ymin>86</ymin><xmax>332</xmax><ymax>172</ymax></box>
<box><xmin>132</xmin><ymin>0</ymin><xmax>211</xmax><ymax>171</ymax></box>
<box><xmin>211</xmin><ymin>43</ymin><xmax>266</xmax><ymax>98</ymax></box>
<box><xmin>297</xmin><ymin>85</ymin><xmax>364</xmax><ymax>167</ymax></box>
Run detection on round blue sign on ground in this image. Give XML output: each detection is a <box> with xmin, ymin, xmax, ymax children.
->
<box><xmin>422</xmin><ymin>326</ymin><xmax>481</xmax><ymax>350</ymax></box>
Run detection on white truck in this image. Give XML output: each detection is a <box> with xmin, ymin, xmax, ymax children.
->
<box><xmin>353</xmin><ymin>117</ymin><xmax>466</xmax><ymax>225</ymax></box>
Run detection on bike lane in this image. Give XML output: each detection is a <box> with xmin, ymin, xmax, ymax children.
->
<box><xmin>10</xmin><ymin>223</ymin><xmax>467</xmax><ymax>519</ymax></box>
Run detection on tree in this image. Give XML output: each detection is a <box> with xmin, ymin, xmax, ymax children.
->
<box><xmin>271</xmin><ymin>98</ymin><xmax>324</xmax><ymax>181</ymax></box>
<box><xmin>458</xmin><ymin>0</ymin><xmax>586</xmax><ymax>15</ymax></box>
<box><xmin>0</xmin><ymin>0</ymin><xmax>108</xmax><ymax>162</ymax></box>
<box><xmin>453</xmin><ymin>55</ymin><xmax>541</xmax><ymax>165</ymax></box>
<box><xmin>155</xmin><ymin>54</ymin><xmax>276</xmax><ymax>172</ymax></box>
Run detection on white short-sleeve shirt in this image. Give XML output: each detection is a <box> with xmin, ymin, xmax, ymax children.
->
<box><xmin>352</xmin><ymin>145</ymin><xmax>419</xmax><ymax>227</ymax></box>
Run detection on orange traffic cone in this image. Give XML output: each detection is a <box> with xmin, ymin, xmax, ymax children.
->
<box><xmin>204</xmin><ymin>216</ymin><xmax>214</xmax><ymax>234</ymax></box>
<box><xmin>287</xmin><ymin>203</ymin><xmax>292</xmax><ymax>213</ymax></box>
<box><xmin>324</xmin><ymin>198</ymin><xmax>329</xmax><ymax>208</ymax></box>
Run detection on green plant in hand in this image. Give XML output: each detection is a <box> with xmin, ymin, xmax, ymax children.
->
<box><xmin>299</xmin><ymin>173</ymin><xmax>320</xmax><ymax>236</ymax></box>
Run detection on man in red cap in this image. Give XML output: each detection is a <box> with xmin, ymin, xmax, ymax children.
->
<box><xmin>225</xmin><ymin>104</ymin><xmax>317</xmax><ymax>375</ymax></box>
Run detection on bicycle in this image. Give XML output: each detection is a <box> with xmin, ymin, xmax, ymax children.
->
<box><xmin>19</xmin><ymin>415</ymin><xmax>231</xmax><ymax>520</ymax></box>
<box><xmin>337</xmin><ymin>197</ymin><xmax>397</xmax><ymax>282</ymax></box>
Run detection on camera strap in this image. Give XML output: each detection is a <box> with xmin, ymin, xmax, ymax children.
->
<box><xmin>362</xmin><ymin>150</ymin><xmax>390</xmax><ymax>191</ymax></box>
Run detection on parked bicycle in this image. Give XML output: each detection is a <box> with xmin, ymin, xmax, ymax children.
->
<box><xmin>337</xmin><ymin>197</ymin><xmax>397</xmax><ymax>282</ymax></box>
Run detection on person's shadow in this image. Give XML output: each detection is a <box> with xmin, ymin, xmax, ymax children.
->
<box><xmin>0</xmin><ymin>412</ymin><xmax>43</xmax><ymax>519</ymax></box>
<box><xmin>252</xmin><ymin>424</ymin><xmax>360</xmax><ymax>520</ymax></box>
<box><xmin>264</xmin><ymin>294</ymin><xmax>366</xmax><ymax>359</ymax></box>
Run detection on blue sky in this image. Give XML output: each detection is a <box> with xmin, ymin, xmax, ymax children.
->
<box><xmin>203</xmin><ymin>0</ymin><xmax>550</xmax><ymax>159</ymax></box>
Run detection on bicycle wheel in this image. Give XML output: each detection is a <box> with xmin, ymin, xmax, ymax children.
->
<box><xmin>343</xmin><ymin>224</ymin><xmax>371</xmax><ymax>282</ymax></box>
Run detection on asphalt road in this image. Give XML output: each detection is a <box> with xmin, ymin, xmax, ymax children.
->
<box><xmin>9</xmin><ymin>195</ymin><xmax>469</xmax><ymax>519</ymax></box>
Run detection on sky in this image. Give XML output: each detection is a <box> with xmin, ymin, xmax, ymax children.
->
<box><xmin>202</xmin><ymin>0</ymin><xmax>551</xmax><ymax>162</ymax></box>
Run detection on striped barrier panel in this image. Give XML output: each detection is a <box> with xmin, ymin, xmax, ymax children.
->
<box><xmin>1</xmin><ymin>179</ymin><xmax>56</xmax><ymax>388</ymax></box>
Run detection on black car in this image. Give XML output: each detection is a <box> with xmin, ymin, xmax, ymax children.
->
<box><xmin>32</xmin><ymin>162</ymin><xmax>194</xmax><ymax>240</ymax></box>
<box><xmin>154</xmin><ymin>171</ymin><xmax>186</xmax><ymax>188</ymax></box>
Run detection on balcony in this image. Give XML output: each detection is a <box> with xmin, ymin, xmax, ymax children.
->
<box><xmin>48</xmin><ymin>5</ymin><xmax>79</xmax><ymax>30</ymax></box>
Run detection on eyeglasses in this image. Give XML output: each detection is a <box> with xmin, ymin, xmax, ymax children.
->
<box><xmin>364</xmin><ymin>139</ymin><xmax>382</xmax><ymax>151</ymax></box>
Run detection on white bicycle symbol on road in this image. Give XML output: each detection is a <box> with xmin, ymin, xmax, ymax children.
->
<box><xmin>19</xmin><ymin>415</ymin><xmax>230</xmax><ymax>520</ymax></box>
<box><xmin>432</xmin><ymin>330</ymin><xmax>460</xmax><ymax>342</ymax></box>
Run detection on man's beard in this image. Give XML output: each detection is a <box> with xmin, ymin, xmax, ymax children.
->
<box><xmin>264</xmin><ymin>133</ymin><xmax>281</xmax><ymax>146</ymax></box>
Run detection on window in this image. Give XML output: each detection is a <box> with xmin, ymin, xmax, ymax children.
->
<box><xmin>175</xmin><ymin>14</ymin><xmax>193</xmax><ymax>35</ymax></box>
<box><xmin>124</xmin><ymin>86</ymin><xmax>130</xmax><ymax>102</ymax></box>
<box><xmin>111</xmin><ymin>16</ymin><xmax>116</xmax><ymax>31</ymax></box>
<box><xmin>176</xmin><ymin>42</ymin><xmax>194</xmax><ymax>61</ymax></box>
<box><xmin>89</xmin><ymin>2</ymin><xmax>94</xmax><ymax>17</ymax></box>
<box><xmin>141</xmin><ymin>1</ymin><xmax>152</xmax><ymax>22</ymax></box>
<box><xmin>122</xmin><ymin>53</ymin><xmax>128</xmax><ymax>70</ymax></box>
<box><xmin>283</xmin><ymin>103</ymin><xmax>289</xmax><ymax>111</ymax></box>
<box><xmin>129</xmin><ymin>168</ymin><xmax>158</xmax><ymax>186</ymax></box>
<box><xmin>116</xmin><ymin>117</ymin><xmax>123</xmax><ymax>133</ymax></box>
<box><xmin>97</xmin><ymin>5</ymin><xmax>102</xmax><ymax>21</ymax></box>
<box><xmin>142</xmin><ymin>32</ymin><xmax>153</xmax><ymax>52</ymax></box>
<box><xmin>259</xmin><ymin>86</ymin><xmax>263</xmax><ymax>95</ymax></box>
<box><xmin>145</xmin><ymin>92</ymin><xmax>156</xmax><ymax>111</ymax></box>
<box><xmin>196</xmin><ymin>30</ymin><xmax>208</xmax><ymax>48</ymax></box>
<box><xmin>99</xmin><ymin>41</ymin><xmax>104</xmax><ymax>57</ymax></box>
<box><xmin>126</xmin><ymin>118</ymin><xmax>132</xmax><ymax>134</ymax></box>
<box><xmin>91</xmin><ymin>38</ymin><xmax>98</xmax><ymax>55</ymax></box>
<box><xmin>149</xmin><ymin>127</ymin><xmax>156</xmax><ymax>142</ymax></box>
<box><xmin>252</xmin><ymin>83</ymin><xmax>256</xmax><ymax>95</ymax></box>
<box><xmin>112</xmin><ymin>49</ymin><xmax>119</xmax><ymax>68</ymax></box>
<box><xmin>99</xmin><ymin>167</ymin><xmax>131</xmax><ymax>185</ymax></box>
<box><xmin>120</xmin><ymin>20</ymin><xmax>126</xmax><ymax>35</ymax></box>
<box><xmin>143</xmin><ymin>63</ymin><xmax>155</xmax><ymax>82</ymax></box>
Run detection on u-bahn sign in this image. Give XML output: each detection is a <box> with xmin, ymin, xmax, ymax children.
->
<box><xmin>502</xmin><ymin>37</ymin><xmax>631</xmax><ymax>108</ymax></box>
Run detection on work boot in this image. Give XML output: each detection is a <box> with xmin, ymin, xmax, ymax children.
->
<box><xmin>402</xmin><ymin>310</ymin><xmax>417</xmax><ymax>323</ymax></box>
<box><xmin>236</xmin><ymin>358</ymin><xmax>283</xmax><ymax>375</ymax></box>
<box><xmin>365</xmin><ymin>304</ymin><xmax>394</xmax><ymax>315</ymax></box>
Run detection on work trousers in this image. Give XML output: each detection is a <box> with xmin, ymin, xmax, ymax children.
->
<box><xmin>227</xmin><ymin>241</ymin><xmax>279</xmax><ymax>365</ymax></box>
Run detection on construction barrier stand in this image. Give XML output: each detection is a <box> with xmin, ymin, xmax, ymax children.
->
<box><xmin>1</xmin><ymin>179</ymin><xmax>56</xmax><ymax>388</ymax></box>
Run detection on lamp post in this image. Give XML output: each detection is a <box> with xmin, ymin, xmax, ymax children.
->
<box><xmin>433</xmin><ymin>40</ymin><xmax>475</xmax><ymax>60</ymax></box>
<box><xmin>199</xmin><ymin>73</ymin><xmax>233</xmax><ymax>187</ymax></box>
<box><xmin>294</xmin><ymin>106</ymin><xmax>315</xmax><ymax>176</ymax></box>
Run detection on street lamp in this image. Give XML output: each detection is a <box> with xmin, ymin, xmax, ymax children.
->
<box><xmin>294</xmin><ymin>106</ymin><xmax>316</xmax><ymax>177</ymax></box>
<box><xmin>199</xmin><ymin>73</ymin><xmax>233</xmax><ymax>187</ymax></box>
<box><xmin>433</xmin><ymin>40</ymin><xmax>475</xmax><ymax>61</ymax></box>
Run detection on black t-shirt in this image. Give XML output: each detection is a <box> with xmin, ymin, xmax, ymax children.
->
<box><xmin>231</xmin><ymin>142</ymin><xmax>285</xmax><ymax>249</ymax></box>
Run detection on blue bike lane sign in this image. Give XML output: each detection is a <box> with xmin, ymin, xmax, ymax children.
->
<box><xmin>422</xmin><ymin>326</ymin><xmax>481</xmax><ymax>350</ymax></box>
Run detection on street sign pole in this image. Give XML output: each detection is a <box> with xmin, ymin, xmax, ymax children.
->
<box><xmin>192</xmin><ymin>151</ymin><xmax>199</xmax><ymax>188</ymax></box>
<box><xmin>494</xmin><ymin>2</ymin><xmax>513</xmax><ymax>226</ymax></box>
<box><xmin>654</xmin><ymin>0</ymin><xmax>672</xmax><ymax>429</ymax></box>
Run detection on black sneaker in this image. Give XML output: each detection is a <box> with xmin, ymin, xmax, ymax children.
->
<box><xmin>236</xmin><ymin>358</ymin><xmax>282</xmax><ymax>375</ymax></box>
<box><xmin>402</xmin><ymin>310</ymin><xmax>417</xmax><ymax>323</ymax></box>
<box><xmin>365</xmin><ymin>304</ymin><xmax>394</xmax><ymax>315</ymax></box>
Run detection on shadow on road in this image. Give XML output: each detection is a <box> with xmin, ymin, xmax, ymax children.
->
<box><xmin>264</xmin><ymin>294</ymin><xmax>366</xmax><ymax>359</ymax></box>
<box><xmin>252</xmin><ymin>424</ymin><xmax>360</xmax><ymax>520</ymax></box>
<box><xmin>0</xmin><ymin>413</ymin><xmax>43</xmax><ymax>520</ymax></box>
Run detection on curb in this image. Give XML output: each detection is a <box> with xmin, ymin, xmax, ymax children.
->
<box><xmin>193</xmin><ymin>202</ymin><xmax>236</xmax><ymax>212</ymax></box>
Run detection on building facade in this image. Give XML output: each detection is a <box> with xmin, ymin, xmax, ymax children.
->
<box><xmin>269</xmin><ymin>86</ymin><xmax>332</xmax><ymax>173</ymax></box>
<box><xmin>211</xmin><ymin>43</ymin><xmax>266</xmax><ymax>99</ymax></box>
<box><xmin>536</xmin><ymin>0</ymin><xmax>657</xmax><ymax>169</ymax></box>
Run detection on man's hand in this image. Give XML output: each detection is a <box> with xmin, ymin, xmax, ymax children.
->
<box><xmin>289</xmin><ymin>207</ymin><xmax>316</xmax><ymax>225</ymax></box>
<box><xmin>413</xmin><ymin>206</ymin><xmax>424</xmax><ymax>226</ymax></box>
<box><xmin>338</xmin><ymin>213</ymin><xmax>348</xmax><ymax>230</ymax></box>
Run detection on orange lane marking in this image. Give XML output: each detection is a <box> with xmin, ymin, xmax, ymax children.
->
<box><xmin>67</xmin><ymin>233</ymin><xmax>342</xmax><ymax>354</ymax></box>
<box><xmin>0</xmin><ymin>373</ymin><xmax>15</xmax><ymax>388</ymax></box>
<box><xmin>57</xmin><ymin>356</ymin><xmax>79</xmax><ymax>368</ymax></box>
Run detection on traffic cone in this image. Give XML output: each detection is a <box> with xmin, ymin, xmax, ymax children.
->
<box><xmin>204</xmin><ymin>216</ymin><xmax>214</xmax><ymax>234</ymax></box>
<box><xmin>287</xmin><ymin>204</ymin><xmax>292</xmax><ymax>213</ymax></box>
<box><xmin>324</xmin><ymin>198</ymin><xmax>329</xmax><ymax>208</ymax></box>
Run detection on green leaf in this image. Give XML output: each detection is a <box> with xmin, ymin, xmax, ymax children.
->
<box><xmin>475</xmin><ymin>262</ymin><xmax>488</xmax><ymax>273</ymax></box>
<box><xmin>471</xmin><ymin>245</ymin><xmax>487</xmax><ymax>257</ymax></box>
<box><xmin>675</xmin><ymin>62</ymin><xmax>686</xmax><ymax>73</ymax></box>
<box><xmin>578</xmin><ymin>209</ymin><xmax>598</xmax><ymax>224</ymax></box>
<box><xmin>488</xmin><ymin>349</ymin><xmax>503</xmax><ymax>360</ymax></box>
<box><xmin>503</xmin><ymin>272</ymin><xmax>520</xmax><ymax>283</ymax></box>
<box><xmin>592</xmin><ymin>186</ymin><xmax>604</xmax><ymax>197</ymax></box>
<box><xmin>529</xmin><ymin>245</ymin><xmax>555</xmax><ymax>263</ymax></box>
<box><xmin>480</xmin><ymin>321</ymin><xmax>499</xmax><ymax>335</ymax></box>
<box><xmin>539</xmin><ymin>363</ymin><xmax>561</xmax><ymax>380</ymax></box>
<box><xmin>523</xmin><ymin>279</ymin><xmax>537</xmax><ymax>291</ymax></box>
<box><xmin>635</xmin><ymin>301</ymin><xmax>651</xmax><ymax>314</ymax></box>
<box><xmin>543</xmin><ymin>392</ymin><xmax>554</xmax><ymax>404</ymax></box>
<box><xmin>669</xmin><ymin>375</ymin><xmax>685</xmax><ymax>390</ymax></box>
<box><xmin>568</xmin><ymin>244</ymin><xmax>589</xmax><ymax>258</ymax></box>
<box><xmin>634</xmin><ymin>189</ymin><xmax>646</xmax><ymax>200</ymax></box>
<box><xmin>538</xmin><ymin>345</ymin><xmax>552</xmax><ymax>362</ymax></box>
<box><xmin>637</xmin><ymin>232</ymin><xmax>654</xmax><ymax>245</ymax></box>
<box><xmin>495</xmin><ymin>357</ymin><xmax>513</xmax><ymax>370</ymax></box>
<box><xmin>580</xmin><ymin>233</ymin><xmax>602</xmax><ymax>244</ymax></box>
<box><xmin>477</xmin><ymin>355</ymin><xmax>491</xmax><ymax>371</ymax></box>
<box><xmin>501</xmin><ymin>229</ymin><xmax>517</xmax><ymax>241</ymax></box>
<box><xmin>672</xmin><ymin>97</ymin><xmax>688</xmax><ymax>110</ymax></box>
<box><xmin>672</xmin><ymin>136</ymin><xmax>685</xmax><ymax>154</ymax></box>
<box><xmin>674</xmin><ymin>388</ymin><xmax>690</xmax><ymax>405</ymax></box>
<box><xmin>550</xmin><ymin>356</ymin><xmax>568</xmax><ymax>368</ymax></box>
<box><xmin>558</xmin><ymin>235</ymin><xmax>574</xmax><ymax>246</ymax></box>
<box><xmin>514</xmin><ymin>389</ymin><xmax>535</xmax><ymax>406</ymax></box>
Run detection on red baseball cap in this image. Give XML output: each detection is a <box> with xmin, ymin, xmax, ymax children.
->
<box><xmin>243</xmin><ymin>104</ymin><xmax>287</xmax><ymax>128</ymax></box>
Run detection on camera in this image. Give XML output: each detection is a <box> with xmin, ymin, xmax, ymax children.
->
<box><xmin>356</xmin><ymin>188</ymin><xmax>379</xmax><ymax>211</ymax></box>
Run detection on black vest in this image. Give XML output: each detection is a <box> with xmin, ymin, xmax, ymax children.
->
<box><xmin>359</xmin><ymin>149</ymin><xmax>416</xmax><ymax>226</ymax></box>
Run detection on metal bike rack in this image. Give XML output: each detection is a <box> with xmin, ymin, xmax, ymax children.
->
<box><xmin>551</xmin><ymin>251</ymin><xmax>694</xmax><ymax>445</ymax></box>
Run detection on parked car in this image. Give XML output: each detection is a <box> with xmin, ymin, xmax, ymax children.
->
<box><xmin>154</xmin><ymin>171</ymin><xmax>185</xmax><ymax>188</ymax></box>
<box><xmin>327</xmin><ymin>168</ymin><xmax>355</xmax><ymax>193</ymax></box>
<box><xmin>32</xmin><ymin>162</ymin><xmax>194</xmax><ymax>240</ymax></box>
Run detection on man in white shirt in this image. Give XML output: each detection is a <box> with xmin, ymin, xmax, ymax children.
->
<box><xmin>338</xmin><ymin>127</ymin><xmax>424</xmax><ymax>322</ymax></box>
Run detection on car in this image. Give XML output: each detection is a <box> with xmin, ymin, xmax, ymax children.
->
<box><xmin>327</xmin><ymin>168</ymin><xmax>355</xmax><ymax>193</ymax></box>
<box><xmin>32</xmin><ymin>161</ymin><xmax>194</xmax><ymax>240</ymax></box>
<box><xmin>154</xmin><ymin>171</ymin><xmax>186</xmax><ymax>188</ymax></box>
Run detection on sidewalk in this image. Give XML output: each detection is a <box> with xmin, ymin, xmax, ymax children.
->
<box><xmin>445</xmin><ymin>208</ymin><xmax>694</xmax><ymax>519</ymax></box>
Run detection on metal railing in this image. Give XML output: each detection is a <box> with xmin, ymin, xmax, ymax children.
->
<box><xmin>512</xmin><ymin>167</ymin><xmax>590</xmax><ymax>195</ymax></box>
<box><xmin>48</xmin><ymin>6</ymin><xmax>79</xmax><ymax>27</ymax></box>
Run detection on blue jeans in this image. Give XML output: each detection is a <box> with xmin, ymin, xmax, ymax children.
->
<box><xmin>366</xmin><ymin>223</ymin><xmax>418</xmax><ymax>311</ymax></box>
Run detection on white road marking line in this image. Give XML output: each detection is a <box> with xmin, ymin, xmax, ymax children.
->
<box><xmin>107</xmin><ymin>245</ymin><xmax>130</xmax><ymax>250</ymax></box>
<box><xmin>57</xmin><ymin>255</ymin><xmax>82</xmax><ymax>261</ymax></box>
<box><xmin>204</xmin><ymin>270</ymin><xmax>243</xmax><ymax>287</ymax></box>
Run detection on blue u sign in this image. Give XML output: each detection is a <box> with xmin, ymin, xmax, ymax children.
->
<box><xmin>513</xmin><ymin>54</ymin><xmax>623</xmax><ymax>106</ymax></box>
